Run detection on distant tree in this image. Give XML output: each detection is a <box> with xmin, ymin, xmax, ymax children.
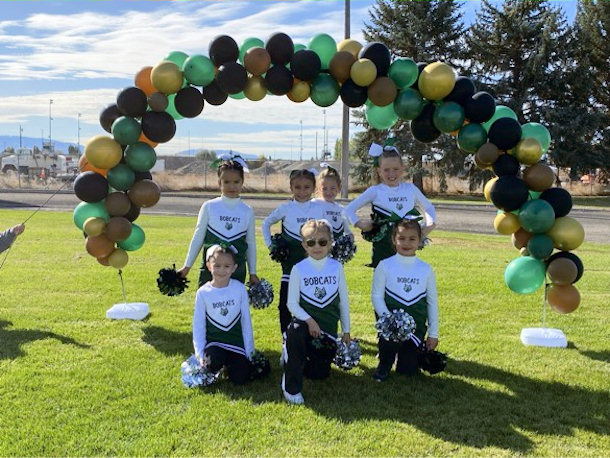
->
<box><xmin>3</xmin><ymin>146</ymin><xmax>15</xmax><ymax>155</ymax></box>
<box><xmin>196</xmin><ymin>149</ymin><xmax>216</xmax><ymax>161</ymax></box>
<box><xmin>68</xmin><ymin>145</ymin><xmax>80</xmax><ymax>156</ymax></box>
<box><xmin>33</xmin><ymin>146</ymin><xmax>40</xmax><ymax>155</ymax></box>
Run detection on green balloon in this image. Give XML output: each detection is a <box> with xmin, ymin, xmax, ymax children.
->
<box><xmin>308</xmin><ymin>33</ymin><xmax>337</xmax><ymax>70</ymax></box>
<box><xmin>482</xmin><ymin>105</ymin><xmax>518</xmax><ymax>132</ymax></box>
<box><xmin>529</xmin><ymin>190</ymin><xmax>542</xmax><ymax>200</ymax></box>
<box><xmin>518</xmin><ymin>199</ymin><xmax>555</xmax><ymax>233</ymax></box>
<box><xmin>107</xmin><ymin>164</ymin><xmax>135</xmax><ymax>191</ymax></box>
<box><xmin>388</xmin><ymin>58</ymin><xmax>419</xmax><ymax>89</ymax></box>
<box><xmin>117</xmin><ymin>223</ymin><xmax>145</xmax><ymax>251</ymax></box>
<box><xmin>527</xmin><ymin>234</ymin><xmax>554</xmax><ymax>260</ymax></box>
<box><xmin>521</xmin><ymin>122</ymin><xmax>551</xmax><ymax>153</ymax></box>
<box><xmin>229</xmin><ymin>91</ymin><xmax>246</xmax><ymax>100</ymax></box>
<box><xmin>293</xmin><ymin>43</ymin><xmax>307</xmax><ymax>53</ymax></box>
<box><xmin>457</xmin><ymin>123</ymin><xmax>487</xmax><ymax>153</ymax></box>
<box><xmin>504</xmin><ymin>256</ymin><xmax>546</xmax><ymax>294</ymax></box>
<box><xmin>183</xmin><ymin>55</ymin><xmax>215</xmax><ymax>87</ymax></box>
<box><xmin>164</xmin><ymin>51</ymin><xmax>189</xmax><ymax>68</ymax></box>
<box><xmin>239</xmin><ymin>37</ymin><xmax>264</xmax><ymax>63</ymax></box>
<box><xmin>124</xmin><ymin>142</ymin><xmax>156</xmax><ymax>172</ymax></box>
<box><xmin>433</xmin><ymin>102</ymin><xmax>465</xmax><ymax>133</ymax></box>
<box><xmin>393</xmin><ymin>88</ymin><xmax>425</xmax><ymax>120</ymax></box>
<box><xmin>366</xmin><ymin>103</ymin><xmax>398</xmax><ymax>130</ymax></box>
<box><xmin>165</xmin><ymin>94</ymin><xmax>184</xmax><ymax>121</ymax></box>
<box><xmin>310</xmin><ymin>74</ymin><xmax>339</xmax><ymax>107</ymax></box>
<box><xmin>73</xmin><ymin>201</ymin><xmax>109</xmax><ymax>230</ymax></box>
<box><xmin>111</xmin><ymin>116</ymin><xmax>142</xmax><ymax>146</ymax></box>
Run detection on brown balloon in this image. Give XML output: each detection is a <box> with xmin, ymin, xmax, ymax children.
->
<box><xmin>97</xmin><ymin>255</ymin><xmax>111</xmax><ymax>266</ymax></box>
<box><xmin>128</xmin><ymin>179</ymin><xmax>161</xmax><ymax>208</ymax></box>
<box><xmin>367</xmin><ymin>76</ymin><xmax>397</xmax><ymax>107</ymax></box>
<box><xmin>477</xmin><ymin>143</ymin><xmax>500</xmax><ymax>165</ymax></box>
<box><xmin>86</xmin><ymin>234</ymin><xmax>115</xmax><ymax>258</ymax></box>
<box><xmin>547</xmin><ymin>284</ymin><xmax>580</xmax><ymax>314</ymax></box>
<box><xmin>105</xmin><ymin>216</ymin><xmax>132</xmax><ymax>242</ymax></box>
<box><xmin>244</xmin><ymin>47</ymin><xmax>271</xmax><ymax>76</ymax></box>
<box><xmin>512</xmin><ymin>227</ymin><xmax>533</xmax><ymax>250</ymax></box>
<box><xmin>105</xmin><ymin>191</ymin><xmax>132</xmax><ymax>217</ymax></box>
<box><xmin>329</xmin><ymin>51</ymin><xmax>356</xmax><ymax>84</ymax></box>
<box><xmin>148</xmin><ymin>92</ymin><xmax>169</xmax><ymax>112</ymax></box>
<box><xmin>474</xmin><ymin>154</ymin><xmax>491</xmax><ymax>170</ymax></box>
<box><xmin>547</xmin><ymin>257</ymin><xmax>578</xmax><ymax>285</ymax></box>
<box><xmin>523</xmin><ymin>163</ymin><xmax>555</xmax><ymax>192</ymax></box>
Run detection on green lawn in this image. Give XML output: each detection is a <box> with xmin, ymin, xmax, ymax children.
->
<box><xmin>0</xmin><ymin>209</ymin><xmax>608</xmax><ymax>457</ymax></box>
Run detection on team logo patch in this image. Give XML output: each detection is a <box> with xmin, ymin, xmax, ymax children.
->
<box><xmin>314</xmin><ymin>286</ymin><xmax>327</xmax><ymax>299</ymax></box>
<box><xmin>332</xmin><ymin>215</ymin><xmax>338</xmax><ymax>222</ymax></box>
<box><xmin>396</xmin><ymin>203</ymin><xmax>404</xmax><ymax>211</ymax></box>
<box><xmin>225</xmin><ymin>222</ymin><xmax>233</xmax><ymax>230</ymax></box>
<box><xmin>220</xmin><ymin>307</ymin><xmax>229</xmax><ymax>316</ymax></box>
<box><xmin>403</xmin><ymin>284</ymin><xmax>412</xmax><ymax>293</ymax></box>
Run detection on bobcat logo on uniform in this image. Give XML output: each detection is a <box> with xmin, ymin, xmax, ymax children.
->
<box><xmin>403</xmin><ymin>284</ymin><xmax>412</xmax><ymax>293</ymax></box>
<box><xmin>396</xmin><ymin>203</ymin><xmax>404</xmax><ymax>211</ymax></box>
<box><xmin>220</xmin><ymin>307</ymin><xmax>228</xmax><ymax>316</ymax></box>
<box><xmin>314</xmin><ymin>286</ymin><xmax>327</xmax><ymax>299</ymax></box>
<box><xmin>332</xmin><ymin>215</ymin><xmax>338</xmax><ymax>222</ymax></box>
<box><xmin>225</xmin><ymin>222</ymin><xmax>233</xmax><ymax>230</ymax></box>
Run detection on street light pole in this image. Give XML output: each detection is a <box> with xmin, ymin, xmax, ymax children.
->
<box><xmin>340</xmin><ymin>0</ymin><xmax>351</xmax><ymax>198</ymax></box>
<box><xmin>299</xmin><ymin>120</ymin><xmax>303</xmax><ymax>161</ymax></box>
<box><xmin>49</xmin><ymin>99</ymin><xmax>53</xmax><ymax>144</ymax></box>
<box><xmin>19</xmin><ymin>124</ymin><xmax>23</xmax><ymax>148</ymax></box>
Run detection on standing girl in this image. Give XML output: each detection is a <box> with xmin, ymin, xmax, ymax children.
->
<box><xmin>344</xmin><ymin>145</ymin><xmax>436</xmax><ymax>268</ymax></box>
<box><xmin>179</xmin><ymin>156</ymin><xmax>258</xmax><ymax>287</ymax></box>
<box><xmin>261</xmin><ymin>169</ymin><xmax>325</xmax><ymax>334</ymax></box>
<box><xmin>193</xmin><ymin>245</ymin><xmax>255</xmax><ymax>385</ymax></box>
<box><xmin>313</xmin><ymin>164</ymin><xmax>352</xmax><ymax>240</ymax></box>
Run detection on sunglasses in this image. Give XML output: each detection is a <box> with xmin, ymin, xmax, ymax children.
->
<box><xmin>305</xmin><ymin>238</ymin><xmax>330</xmax><ymax>247</ymax></box>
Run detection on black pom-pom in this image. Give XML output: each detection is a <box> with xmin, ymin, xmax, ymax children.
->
<box><xmin>310</xmin><ymin>333</ymin><xmax>338</xmax><ymax>361</ymax></box>
<box><xmin>247</xmin><ymin>279</ymin><xmax>274</xmax><ymax>309</ymax></box>
<box><xmin>417</xmin><ymin>344</ymin><xmax>447</xmax><ymax>374</ymax></box>
<box><xmin>269</xmin><ymin>234</ymin><xmax>290</xmax><ymax>263</ymax></box>
<box><xmin>157</xmin><ymin>264</ymin><xmax>189</xmax><ymax>296</ymax></box>
<box><xmin>249</xmin><ymin>350</ymin><xmax>271</xmax><ymax>380</ymax></box>
<box><xmin>330</xmin><ymin>234</ymin><xmax>357</xmax><ymax>264</ymax></box>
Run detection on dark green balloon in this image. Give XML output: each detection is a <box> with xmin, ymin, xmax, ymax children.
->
<box><xmin>310</xmin><ymin>74</ymin><xmax>339</xmax><ymax>107</ymax></box>
<box><xmin>518</xmin><ymin>199</ymin><xmax>555</xmax><ymax>234</ymax></box>
<box><xmin>164</xmin><ymin>50</ymin><xmax>189</xmax><ymax>68</ymax></box>
<box><xmin>117</xmin><ymin>223</ymin><xmax>145</xmax><ymax>251</ymax></box>
<box><xmin>124</xmin><ymin>142</ymin><xmax>157</xmax><ymax>172</ymax></box>
<box><xmin>388</xmin><ymin>58</ymin><xmax>419</xmax><ymax>89</ymax></box>
<box><xmin>111</xmin><ymin>116</ymin><xmax>142</xmax><ymax>146</ymax></box>
<box><xmin>107</xmin><ymin>164</ymin><xmax>136</xmax><ymax>191</ymax></box>
<box><xmin>433</xmin><ymin>102</ymin><xmax>465</xmax><ymax>133</ymax></box>
<box><xmin>457</xmin><ymin>123</ymin><xmax>487</xmax><ymax>153</ymax></box>
<box><xmin>527</xmin><ymin>234</ymin><xmax>554</xmax><ymax>259</ymax></box>
<box><xmin>393</xmin><ymin>88</ymin><xmax>424</xmax><ymax>120</ymax></box>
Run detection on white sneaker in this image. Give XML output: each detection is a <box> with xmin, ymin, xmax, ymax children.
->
<box><xmin>283</xmin><ymin>389</ymin><xmax>304</xmax><ymax>405</ymax></box>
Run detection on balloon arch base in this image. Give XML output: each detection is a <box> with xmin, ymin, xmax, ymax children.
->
<box><xmin>106</xmin><ymin>302</ymin><xmax>150</xmax><ymax>321</ymax></box>
<box><xmin>520</xmin><ymin>327</ymin><xmax>567</xmax><ymax>348</ymax></box>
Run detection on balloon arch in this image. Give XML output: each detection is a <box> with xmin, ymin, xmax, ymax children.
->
<box><xmin>73</xmin><ymin>32</ymin><xmax>584</xmax><ymax>314</ymax></box>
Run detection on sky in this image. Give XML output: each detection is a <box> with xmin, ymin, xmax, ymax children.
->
<box><xmin>0</xmin><ymin>0</ymin><xmax>577</xmax><ymax>159</ymax></box>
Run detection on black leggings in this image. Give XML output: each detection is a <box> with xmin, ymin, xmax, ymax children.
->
<box><xmin>206</xmin><ymin>346</ymin><xmax>250</xmax><ymax>385</ymax></box>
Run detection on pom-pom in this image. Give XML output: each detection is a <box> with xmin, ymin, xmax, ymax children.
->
<box><xmin>310</xmin><ymin>333</ymin><xmax>338</xmax><ymax>360</ymax></box>
<box><xmin>249</xmin><ymin>350</ymin><xmax>271</xmax><ymax>380</ymax></box>
<box><xmin>330</xmin><ymin>234</ymin><xmax>357</xmax><ymax>264</ymax></box>
<box><xmin>247</xmin><ymin>279</ymin><xmax>274</xmax><ymax>309</ymax></box>
<box><xmin>417</xmin><ymin>344</ymin><xmax>447</xmax><ymax>374</ymax></box>
<box><xmin>375</xmin><ymin>309</ymin><xmax>416</xmax><ymax>343</ymax></box>
<box><xmin>157</xmin><ymin>264</ymin><xmax>189</xmax><ymax>296</ymax></box>
<box><xmin>269</xmin><ymin>234</ymin><xmax>290</xmax><ymax>263</ymax></box>
<box><xmin>180</xmin><ymin>354</ymin><xmax>218</xmax><ymax>388</ymax></box>
<box><xmin>333</xmin><ymin>339</ymin><xmax>362</xmax><ymax>370</ymax></box>
<box><xmin>361</xmin><ymin>213</ymin><xmax>395</xmax><ymax>243</ymax></box>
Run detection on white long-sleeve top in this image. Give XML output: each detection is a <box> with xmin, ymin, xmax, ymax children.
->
<box><xmin>261</xmin><ymin>199</ymin><xmax>326</xmax><ymax>247</ymax></box>
<box><xmin>371</xmin><ymin>254</ymin><xmax>439</xmax><ymax>338</ymax></box>
<box><xmin>192</xmin><ymin>279</ymin><xmax>255</xmax><ymax>360</ymax></box>
<box><xmin>184</xmin><ymin>195</ymin><xmax>256</xmax><ymax>274</ymax></box>
<box><xmin>287</xmin><ymin>256</ymin><xmax>350</xmax><ymax>334</ymax></box>
<box><xmin>344</xmin><ymin>182</ymin><xmax>436</xmax><ymax>229</ymax></box>
<box><xmin>312</xmin><ymin>198</ymin><xmax>352</xmax><ymax>238</ymax></box>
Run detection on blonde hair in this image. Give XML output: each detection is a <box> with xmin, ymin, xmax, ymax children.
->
<box><xmin>300</xmin><ymin>219</ymin><xmax>332</xmax><ymax>240</ymax></box>
<box><xmin>319</xmin><ymin>167</ymin><xmax>341</xmax><ymax>188</ymax></box>
<box><xmin>373</xmin><ymin>148</ymin><xmax>404</xmax><ymax>184</ymax></box>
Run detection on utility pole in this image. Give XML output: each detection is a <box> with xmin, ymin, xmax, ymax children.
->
<box><xmin>323</xmin><ymin>109</ymin><xmax>328</xmax><ymax>160</ymax></box>
<box><xmin>49</xmin><ymin>99</ymin><xmax>53</xmax><ymax>144</ymax></box>
<box><xmin>18</xmin><ymin>125</ymin><xmax>23</xmax><ymax>188</ymax></box>
<box><xmin>19</xmin><ymin>124</ymin><xmax>23</xmax><ymax>148</ymax></box>
<box><xmin>315</xmin><ymin>131</ymin><xmax>318</xmax><ymax>161</ymax></box>
<box><xmin>299</xmin><ymin>120</ymin><xmax>303</xmax><ymax>161</ymax></box>
<box><xmin>77</xmin><ymin>113</ymin><xmax>81</xmax><ymax>156</ymax></box>
<box><xmin>340</xmin><ymin>0</ymin><xmax>351</xmax><ymax>198</ymax></box>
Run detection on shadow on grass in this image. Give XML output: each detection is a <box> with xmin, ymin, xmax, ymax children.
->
<box><xmin>141</xmin><ymin>325</ymin><xmax>193</xmax><ymax>358</ymax></box>
<box><xmin>0</xmin><ymin>320</ymin><xmax>90</xmax><ymax>359</ymax></box>
<box><xmin>579</xmin><ymin>350</ymin><xmax>610</xmax><ymax>363</ymax></box>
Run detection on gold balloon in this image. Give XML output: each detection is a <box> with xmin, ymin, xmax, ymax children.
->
<box><xmin>548</xmin><ymin>284</ymin><xmax>580</xmax><ymax>314</ymax></box>
<box><xmin>418</xmin><ymin>62</ymin><xmax>456</xmax><ymax>100</ymax></box>
<box><xmin>337</xmin><ymin>38</ymin><xmax>362</xmax><ymax>58</ymax></box>
<box><xmin>287</xmin><ymin>80</ymin><xmax>310</xmax><ymax>103</ymax></box>
<box><xmin>83</xmin><ymin>217</ymin><xmax>106</xmax><ymax>237</ymax></box>
<box><xmin>329</xmin><ymin>51</ymin><xmax>356</xmax><ymax>84</ymax></box>
<box><xmin>350</xmin><ymin>58</ymin><xmax>377</xmax><ymax>87</ymax></box>
<box><xmin>108</xmin><ymin>248</ymin><xmax>129</xmax><ymax>269</ymax></box>
<box><xmin>150</xmin><ymin>60</ymin><xmax>183</xmax><ymax>95</ymax></box>
<box><xmin>244</xmin><ymin>47</ymin><xmax>271</xmax><ymax>77</ymax></box>
<box><xmin>244</xmin><ymin>76</ymin><xmax>267</xmax><ymax>101</ymax></box>
<box><xmin>477</xmin><ymin>143</ymin><xmax>500</xmax><ymax>165</ymax></box>
<box><xmin>523</xmin><ymin>163</ymin><xmax>555</xmax><ymax>192</ymax></box>
<box><xmin>85</xmin><ymin>135</ymin><xmax>123</xmax><ymax>170</ymax></box>
<box><xmin>515</xmin><ymin>138</ymin><xmax>543</xmax><ymax>165</ymax></box>
<box><xmin>547</xmin><ymin>257</ymin><xmax>578</xmax><ymax>285</ymax></box>
<box><xmin>512</xmin><ymin>228</ymin><xmax>533</xmax><ymax>250</ymax></box>
<box><xmin>546</xmin><ymin>216</ymin><xmax>585</xmax><ymax>251</ymax></box>
<box><xmin>483</xmin><ymin>176</ymin><xmax>498</xmax><ymax>202</ymax></box>
<box><xmin>494</xmin><ymin>212</ymin><xmax>520</xmax><ymax>235</ymax></box>
<box><xmin>368</xmin><ymin>76</ymin><xmax>398</xmax><ymax>106</ymax></box>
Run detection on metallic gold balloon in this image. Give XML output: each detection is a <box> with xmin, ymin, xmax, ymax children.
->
<box><xmin>150</xmin><ymin>61</ymin><xmax>183</xmax><ymax>95</ymax></box>
<box><xmin>515</xmin><ymin>138</ymin><xmax>543</xmax><ymax>165</ymax></box>
<box><xmin>329</xmin><ymin>51</ymin><xmax>356</xmax><ymax>84</ymax></box>
<box><xmin>483</xmin><ymin>176</ymin><xmax>498</xmax><ymax>202</ymax></box>
<box><xmin>108</xmin><ymin>247</ymin><xmax>129</xmax><ymax>269</ymax></box>
<box><xmin>547</xmin><ymin>257</ymin><xmax>578</xmax><ymax>285</ymax></box>
<box><xmin>244</xmin><ymin>76</ymin><xmax>267</xmax><ymax>101</ymax></box>
<box><xmin>337</xmin><ymin>38</ymin><xmax>362</xmax><ymax>58</ymax></box>
<box><xmin>477</xmin><ymin>143</ymin><xmax>500</xmax><ymax>165</ymax></box>
<box><xmin>548</xmin><ymin>284</ymin><xmax>580</xmax><ymax>314</ymax></box>
<box><xmin>418</xmin><ymin>62</ymin><xmax>456</xmax><ymax>100</ymax></box>
<box><xmin>83</xmin><ymin>217</ymin><xmax>106</xmax><ymax>237</ymax></box>
<box><xmin>350</xmin><ymin>58</ymin><xmax>377</xmax><ymax>87</ymax></box>
<box><xmin>523</xmin><ymin>163</ymin><xmax>555</xmax><ymax>192</ymax></box>
<box><xmin>287</xmin><ymin>80</ymin><xmax>310</xmax><ymax>103</ymax></box>
<box><xmin>85</xmin><ymin>135</ymin><xmax>123</xmax><ymax>170</ymax></box>
<box><xmin>494</xmin><ymin>212</ymin><xmax>520</xmax><ymax>235</ymax></box>
<box><xmin>546</xmin><ymin>216</ymin><xmax>585</xmax><ymax>251</ymax></box>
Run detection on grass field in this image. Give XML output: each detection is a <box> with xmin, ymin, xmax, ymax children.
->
<box><xmin>0</xmin><ymin>209</ymin><xmax>608</xmax><ymax>457</ymax></box>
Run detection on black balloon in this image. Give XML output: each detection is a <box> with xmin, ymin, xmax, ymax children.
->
<box><xmin>290</xmin><ymin>50</ymin><xmax>321</xmax><ymax>81</ymax></box>
<box><xmin>359</xmin><ymin>42</ymin><xmax>391</xmax><ymax>76</ymax></box>
<box><xmin>134</xmin><ymin>170</ymin><xmax>153</xmax><ymax>182</ymax></box>
<box><xmin>540</xmin><ymin>187</ymin><xmax>573</xmax><ymax>218</ymax></box>
<box><xmin>444</xmin><ymin>76</ymin><xmax>476</xmax><ymax>105</ymax></box>
<box><xmin>266</xmin><ymin>32</ymin><xmax>294</xmax><ymax>65</ymax></box>
<box><xmin>141</xmin><ymin>111</ymin><xmax>176</xmax><ymax>143</ymax></box>
<box><xmin>488</xmin><ymin>118</ymin><xmax>522</xmax><ymax>151</ymax></box>
<box><xmin>546</xmin><ymin>251</ymin><xmax>584</xmax><ymax>283</ymax></box>
<box><xmin>490</xmin><ymin>175</ymin><xmax>529</xmax><ymax>212</ymax></box>
<box><xmin>209</xmin><ymin>35</ymin><xmax>239</xmax><ymax>66</ymax></box>
<box><xmin>411</xmin><ymin>62</ymin><xmax>428</xmax><ymax>88</ymax></box>
<box><xmin>217</xmin><ymin>62</ymin><xmax>248</xmax><ymax>94</ymax></box>
<box><xmin>492</xmin><ymin>153</ymin><xmax>520</xmax><ymax>176</ymax></box>
<box><xmin>124</xmin><ymin>202</ymin><xmax>141</xmax><ymax>222</ymax></box>
<box><xmin>175</xmin><ymin>86</ymin><xmax>204</xmax><ymax>118</ymax></box>
<box><xmin>464</xmin><ymin>91</ymin><xmax>496</xmax><ymax>124</ymax></box>
<box><xmin>100</xmin><ymin>104</ymin><xmax>123</xmax><ymax>133</ymax></box>
<box><xmin>203</xmin><ymin>80</ymin><xmax>228</xmax><ymax>106</ymax></box>
<box><xmin>411</xmin><ymin>103</ymin><xmax>441</xmax><ymax>143</ymax></box>
<box><xmin>340</xmin><ymin>79</ymin><xmax>368</xmax><ymax>107</ymax></box>
<box><xmin>116</xmin><ymin>86</ymin><xmax>148</xmax><ymax>118</ymax></box>
<box><xmin>265</xmin><ymin>65</ymin><xmax>294</xmax><ymax>95</ymax></box>
<box><xmin>74</xmin><ymin>171</ymin><xmax>109</xmax><ymax>203</ymax></box>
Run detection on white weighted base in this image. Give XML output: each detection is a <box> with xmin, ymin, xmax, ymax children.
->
<box><xmin>520</xmin><ymin>327</ymin><xmax>567</xmax><ymax>348</ymax></box>
<box><xmin>106</xmin><ymin>302</ymin><xmax>150</xmax><ymax>321</ymax></box>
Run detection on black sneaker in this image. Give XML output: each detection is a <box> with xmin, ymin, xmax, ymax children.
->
<box><xmin>372</xmin><ymin>367</ymin><xmax>390</xmax><ymax>382</ymax></box>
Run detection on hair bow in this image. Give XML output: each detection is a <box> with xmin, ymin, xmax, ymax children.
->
<box><xmin>308</xmin><ymin>167</ymin><xmax>319</xmax><ymax>176</ymax></box>
<box><xmin>205</xmin><ymin>243</ymin><xmax>238</xmax><ymax>261</ymax></box>
<box><xmin>211</xmin><ymin>152</ymin><xmax>250</xmax><ymax>173</ymax></box>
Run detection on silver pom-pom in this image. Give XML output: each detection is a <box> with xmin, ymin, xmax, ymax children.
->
<box><xmin>375</xmin><ymin>309</ymin><xmax>416</xmax><ymax>343</ymax></box>
<box><xmin>247</xmin><ymin>279</ymin><xmax>274</xmax><ymax>309</ymax></box>
<box><xmin>333</xmin><ymin>339</ymin><xmax>362</xmax><ymax>370</ymax></box>
<box><xmin>330</xmin><ymin>234</ymin><xmax>357</xmax><ymax>264</ymax></box>
<box><xmin>181</xmin><ymin>354</ymin><xmax>218</xmax><ymax>388</ymax></box>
